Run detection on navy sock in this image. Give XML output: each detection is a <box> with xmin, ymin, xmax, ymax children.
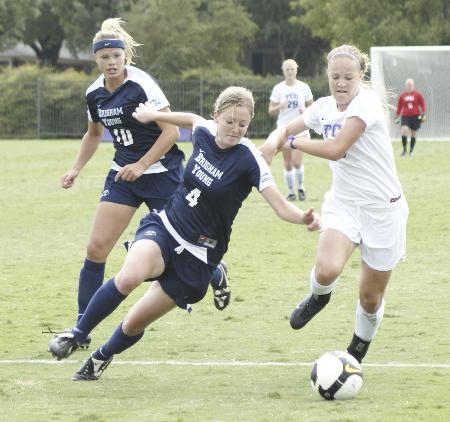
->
<box><xmin>92</xmin><ymin>323</ymin><xmax>144</xmax><ymax>360</ymax></box>
<box><xmin>77</xmin><ymin>259</ymin><xmax>105</xmax><ymax>323</ymax></box>
<box><xmin>74</xmin><ymin>278</ymin><xmax>126</xmax><ymax>344</ymax></box>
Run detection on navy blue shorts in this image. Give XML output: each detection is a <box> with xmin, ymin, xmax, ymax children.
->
<box><xmin>134</xmin><ymin>212</ymin><xmax>214</xmax><ymax>309</ymax></box>
<box><xmin>100</xmin><ymin>166</ymin><xmax>183</xmax><ymax>211</ymax></box>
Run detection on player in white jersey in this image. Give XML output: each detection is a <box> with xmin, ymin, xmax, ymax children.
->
<box><xmin>48</xmin><ymin>87</ymin><xmax>320</xmax><ymax>380</ymax></box>
<box><xmin>269</xmin><ymin>59</ymin><xmax>313</xmax><ymax>201</ymax></box>
<box><xmin>261</xmin><ymin>45</ymin><xmax>409</xmax><ymax>364</ymax></box>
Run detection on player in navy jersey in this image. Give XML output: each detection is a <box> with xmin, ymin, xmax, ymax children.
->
<box><xmin>50</xmin><ymin>18</ymin><xmax>216</xmax><ymax>350</ymax></box>
<box><xmin>49</xmin><ymin>18</ymin><xmax>229</xmax><ymax>355</ymax></box>
<box><xmin>48</xmin><ymin>86</ymin><xmax>320</xmax><ymax>380</ymax></box>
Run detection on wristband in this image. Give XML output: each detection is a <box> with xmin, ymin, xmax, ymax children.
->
<box><xmin>289</xmin><ymin>138</ymin><xmax>297</xmax><ymax>149</ymax></box>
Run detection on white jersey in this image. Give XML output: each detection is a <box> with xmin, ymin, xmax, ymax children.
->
<box><xmin>302</xmin><ymin>88</ymin><xmax>404</xmax><ymax>208</ymax></box>
<box><xmin>270</xmin><ymin>80</ymin><xmax>313</xmax><ymax>135</ymax></box>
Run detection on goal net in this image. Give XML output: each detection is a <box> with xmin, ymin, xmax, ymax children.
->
<box><xmin>370</xmin><ymin>46</ymin><xmax>450</xmax><ymax>141</ymax></box>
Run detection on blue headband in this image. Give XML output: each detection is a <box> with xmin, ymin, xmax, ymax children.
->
<box><xmin>93</xmin><ymin>39</ymin><xmax>125</xmax><ymax>53</ymax></box>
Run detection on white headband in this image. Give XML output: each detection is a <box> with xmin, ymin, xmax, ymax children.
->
<box><xmin>328</xmin><ymin>51</ymin><xmax>361</xmax><ymax>68</ymax></box>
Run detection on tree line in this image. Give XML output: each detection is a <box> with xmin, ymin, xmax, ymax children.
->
<box><xmin>0</xmin><ymin>0</ymin><xmax>448</xmax><ymax>78</ymax></box>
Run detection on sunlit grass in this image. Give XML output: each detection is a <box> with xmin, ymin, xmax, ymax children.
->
<box><xmin>0</xmin><ymin>139</ymin><xmax>449</xmax><ymax>421</ymax></box>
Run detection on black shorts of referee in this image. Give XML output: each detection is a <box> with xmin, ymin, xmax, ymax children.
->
<box><xmin>401</xmin><ymin>115</ymin><xmax>421</xmax><ymax>131</ymax></box>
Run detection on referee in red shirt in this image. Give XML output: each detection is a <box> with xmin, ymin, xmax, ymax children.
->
<box><xmin>396</xmin><ymin>78</ymin><xmax>426</xmax><ymax>156</ymax></box>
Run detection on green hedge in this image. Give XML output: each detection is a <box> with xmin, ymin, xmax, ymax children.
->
<box><xmin>0</xmin><ymin>65</ymin><xmax>92</xmax><ymax>138</ymax></box>
<box><xmin>0</xmin><ymin>65</ymin><xmax>329</xmax><ymax>139</ymax></box>
<box><xmin>159</xmin><ymin>76</ymin><xmax>329</xmax><ymax>137</ymax></box>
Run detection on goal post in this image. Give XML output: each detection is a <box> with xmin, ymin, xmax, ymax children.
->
<box><xmin>370</xmin><ymin>46</ymin><xmax>450</xmax><ymax>141</ymax></box>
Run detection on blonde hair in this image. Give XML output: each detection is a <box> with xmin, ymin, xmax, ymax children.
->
<box><xmin>327</xmin><ymin>45</ymin><xmax>370</xmax><ymax>77</ymax></box>
<box><xmin>213</xmin><ymin>86</ymin><xmax>255</xmax><ymax>118</ymax></box>
<box><xmin>93</xmin><ymin>18</ymin><xmax>141</xmax><ymax>65</ymax></box>
<box><xmin>282</xmin><ymin>59</ymin><xmax>298</xmax><ymax>70</ymax></box>
<box><xmin>328</xmin><ymin>45</ymin><xmax>394</xmax><ymax>109</ymax></box>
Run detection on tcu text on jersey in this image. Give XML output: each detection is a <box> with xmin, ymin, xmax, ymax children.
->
<box><xmin>323</xmin><ymin>123</ymin><xmax>342</xmax><ymax>139</ymax></box>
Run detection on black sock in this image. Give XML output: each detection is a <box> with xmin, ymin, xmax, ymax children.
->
<box><xmin>410</xmin><ymin>137</ymin><xmax>416</xmax><ymax>153</ymax></box>
<box><xmin>401</xmin><ymin>136</ymin><xmax>407</xmax><ymax>152</ymax></box>
<box><xmin>347</xmin><ymin>333</ymin><xmax>371</xmax><ymax>363</ymax></box>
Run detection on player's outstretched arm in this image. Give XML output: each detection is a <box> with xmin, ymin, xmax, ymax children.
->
<box><xmin>260</xmin><ymin>116</ymin><xmax>308</xmax><ymax>165</ymax></box>
<box><xmin>259</xmin><ymin>127</ymin><xmax>287</xmax><ymax>165</ymax></box>
<box><xmin>260</xmin><ymin>185</ymin><xmax>320</xmax><ymax>231</ymax></box>
<box><xmin>292</xmin><ymin>116</ymin><xmax>365</xmax><ymax>161</ymax></box>
<box><xmin>115</xmin><ymin>107</ymin><xmax>180</xmax><ymax>182</ymax></box>
<box><xmin>132</xmin><ymin>102</ymin><xmax>197</xmax><ymax>129</ymax></box>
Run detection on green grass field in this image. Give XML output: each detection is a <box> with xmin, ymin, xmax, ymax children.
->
<box><xmin>1</xmin><ymin>139</ymin><xmax>449</xmax><ymax>421</ymax></box>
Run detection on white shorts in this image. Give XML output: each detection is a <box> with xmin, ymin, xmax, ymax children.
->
<box><xmin>321</xmin><ymin>192</ymin><xmax>409</xmax><ymax>271</ymax></box>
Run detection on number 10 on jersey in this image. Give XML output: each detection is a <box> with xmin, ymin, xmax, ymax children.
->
<box><xmin>113</xmin><ymin>128</ymin><xmax>134</xmax><ymax>146</ymax></box>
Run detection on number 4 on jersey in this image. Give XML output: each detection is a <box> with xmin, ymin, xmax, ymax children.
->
<box><xmin>185</xmin><ymin>188</ymin><xmax>201</xmax><ymax>207</ymax></box>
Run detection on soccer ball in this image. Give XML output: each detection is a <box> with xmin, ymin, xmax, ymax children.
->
<box><xmin>310</xmin><ymin>351</ymin><xmax>363</xmax><ymax>400</ymax></box>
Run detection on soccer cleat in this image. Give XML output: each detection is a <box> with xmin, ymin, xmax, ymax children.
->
<box><xmin>290</xmin><ymin>293</ymin><xmax>331</xmax><ymax>330</ymax></box>
<box><xmin>286</xmin><ymin>193</ymin><xmax>296</xmax><ymax>201</ymax></box>
<box><xmin>409</xmin><ymin>151</ymin><xmax>414</xmax><ymax>157</ymax></box>
<box><xmin>79</xmin><ymin>334</ymin><xmax>92</xmax><ymax>350</ymax></box>
<box><xmin>72</xmin><ymin>355</ymin><xmax>113</xmax><ymax>381</ymax></box>
<box><xmin>123</xmin><ymin>240</ymin><xmax>134</xmax><ymax>251</ymax></box>
<box><xmin>400</xmin><ymin>150</ymin><xmax>406</xmax><ymax>157</ymax></box>
<box><xmin>211</xmin><ymin>261</ymin><xmax>231</xmax><ymax>311</ymax></box>
<box><xmin>47</xmin><ymin>329</ymin><xmax>91</xmax><ymax>359</ymax></box>
<box><xmin>298</xmin><ymin>189</ymin><xmax>306</xmax><ymax>201</ymax></box>
<box><xmin>48</xmin><ymin>330</ymin><xmax>79</xmax><ymax>360</ymax></box>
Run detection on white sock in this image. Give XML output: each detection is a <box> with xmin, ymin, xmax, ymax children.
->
<box><xmin>284</xmin><ymin>169</ymin><xmax>295</xmax><ymax>194</ymax></box>
<box><xmin>355</xmin><ymin>299</ymin><xmax>385</xmax><ymax>342</ymax></box>
<box><xmin>310</xmin><ymin>266</ymin><xmax>338</xmax><ymax>295</ymax></box>
<box><xmin>295</xmin><ymin>164</ymin><xmax>305</xmax><ymax>190</ymax></box>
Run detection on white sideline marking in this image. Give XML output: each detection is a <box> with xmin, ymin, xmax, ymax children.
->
<box><xmin>0</xmin><ymin>359</ymin><xmax>449</xmax><ymax>368</ymax></box>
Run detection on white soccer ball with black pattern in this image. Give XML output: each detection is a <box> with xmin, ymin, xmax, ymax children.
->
<box><xmin>310</xmin><ymin>351</ymin><xmax>363</xmax><ymax>400</ymax></box>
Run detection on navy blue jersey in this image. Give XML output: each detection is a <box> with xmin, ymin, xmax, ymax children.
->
<box><xmin>86</xmin><ymin>65</ymin><xmax>184</xmax><ymax>172</ymax></box>
<box><xmin>158</xmin><ymin>118</ymin><xmax>275</xmax><ymax>266</ymax></box>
